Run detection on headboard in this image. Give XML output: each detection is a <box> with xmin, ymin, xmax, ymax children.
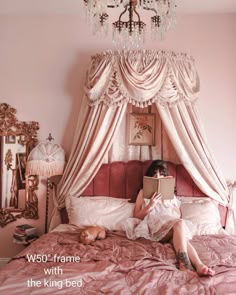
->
<box><xmin>61</xmin><ymin>160</ymin><xmax>227</xmax><ymax>226</ymax></box>
<box><xmin>81</xmin><ymin>160</ymin><xmax>152</xmax><ymax>202</ymax></box>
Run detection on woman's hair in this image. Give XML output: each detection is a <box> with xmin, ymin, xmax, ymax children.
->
<box><xmin>145</xmin><ymin>160</ymin><xmax>168</xmax><ymax>177</ymax></box>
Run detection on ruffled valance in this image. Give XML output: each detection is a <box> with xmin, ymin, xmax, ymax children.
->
<box><xmin>85</xmin><ymin>50</ymin><xmax>200</xmax><ymax>107</ymax></box>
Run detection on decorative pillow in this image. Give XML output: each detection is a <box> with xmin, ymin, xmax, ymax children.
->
<box><xmin>178</xmin><ymin>197</ymin><xmax>228</xmax><ymax>236</ymax></box>
<box><xmin>65</xmin><ymin>196</ymin><xmax>134</xmax><ymax>231</ymax></box>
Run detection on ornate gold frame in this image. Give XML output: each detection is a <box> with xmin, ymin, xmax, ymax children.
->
<box><xmin>0</xmin><ymin>103</ymin><xmax>40</xmax><ymax>227</ymax></box>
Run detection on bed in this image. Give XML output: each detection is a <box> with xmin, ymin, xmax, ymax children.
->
<box><xmin>1</xmin><ymin>160</ymin><xmax>236</xmax><ymax>295</ymax></box>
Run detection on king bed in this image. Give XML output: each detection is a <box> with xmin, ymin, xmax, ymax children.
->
<box><xmin>1</xmin><ymin>160</ymin><xmax>236</xmax><ymax>295</ymax></box>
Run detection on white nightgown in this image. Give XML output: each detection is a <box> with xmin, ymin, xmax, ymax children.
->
<box><xmin>123</xmin><ymin>197</ymin><xmax>191</xmax><ymax>242</ymax></box>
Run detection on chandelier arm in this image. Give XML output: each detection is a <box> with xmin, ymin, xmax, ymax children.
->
<box><xmin>142</xmin><ymin>6</ymin><xmax>157</xmax><ymax>15</ymax></box>
<box><xmin>107</xmin><ymin>0</ymin><xmax>124</xmax><ymax>8</ymax></box>
<box><xmin>133</xmin><ymin>6</ymin><xmax>141</xmax><ymax>23</ymax></box>
<box><xmin>118</xmin><ymin>4</ymin><xmax>128</xmax><ymax>22</ymax></box>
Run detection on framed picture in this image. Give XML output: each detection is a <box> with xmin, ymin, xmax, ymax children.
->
<box><xmin>128</xmin><ymin>113</ymin><xmax>155</xmax><ymax>145</ymax></box>
<box><xmin>5</xmin><ymin>135</ymin><xmax>16</xmax><ymax>144</ymax></box>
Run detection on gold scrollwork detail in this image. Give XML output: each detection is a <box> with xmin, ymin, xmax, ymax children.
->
<box><xmin>0</xmin><ymin>103</ymin><xmax>40</xmax><ymax>227</ymax></box>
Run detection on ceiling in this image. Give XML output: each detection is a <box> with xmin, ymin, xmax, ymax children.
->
<box><xmin>0</xmin><ymin>0</ymin><xmax>236</xmax><ymax>15</ymax></box>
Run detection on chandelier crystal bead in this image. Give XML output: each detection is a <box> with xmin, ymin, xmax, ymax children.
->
<box><xmin>83</xmin><ymin>0</ymin><xmax>177</xmax><ymax>48</ymax></box>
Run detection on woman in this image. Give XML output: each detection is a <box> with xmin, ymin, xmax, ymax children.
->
<box><xmin>125</xmin><ymin>160</ymin><xmax>215</xmax><ymax>276</ymax></box>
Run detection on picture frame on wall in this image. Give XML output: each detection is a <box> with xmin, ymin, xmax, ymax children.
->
<box><xmin>5</xmin><ymin>135</ymin><xmax>16</xmax><ymax>144</ymax></box>
<box><xmin>128</xmin><ymin>113</ymin><xmax>155</xmax><ymax>146</ymax></box>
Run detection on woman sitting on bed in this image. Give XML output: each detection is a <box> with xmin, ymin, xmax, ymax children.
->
<box><xmin>125</xmin><ymin>160</ymin><xmax>215</xmax><ymax>277</ymax></box>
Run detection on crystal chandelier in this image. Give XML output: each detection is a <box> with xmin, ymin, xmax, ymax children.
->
<box><xmin>83</xmin><ymin>0</ymin><xmax>177</xmax><ymax>48</ymax></box>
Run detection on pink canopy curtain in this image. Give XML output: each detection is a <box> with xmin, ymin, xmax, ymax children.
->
<box><xmin>49</xmin><ymin>99</ymin><xmax>127</xmax><ymax>229</ymax></box>
<box><xmin>156</xmin><ymin>102</ymin><xmax>229</xmax><ymax>205</ymax></box>
<box><xmin>49</xmin><ymin>50</ymin><xmax>233</xmax><ymax>233</ymax></box>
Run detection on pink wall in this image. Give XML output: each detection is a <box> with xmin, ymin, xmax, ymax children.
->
<box><xmin>0</xmin><ymin>14</ymin><xmax>235</xmax><ymax>257</ymax></box>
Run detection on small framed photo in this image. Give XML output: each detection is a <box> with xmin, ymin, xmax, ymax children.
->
<box><xmin>128</xmin><ymin>113</ymin><xmax>155</xmax><ymax>146</ymax></box>
<box><xmin>5</xmin><ymin>135</ymin><xmax>16</xmax><ymax>144</ymax></box>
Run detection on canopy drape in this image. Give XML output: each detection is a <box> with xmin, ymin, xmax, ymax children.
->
<box><xmin>49</xmin><ymin>50</ymin><xmax>234</xmax><ymax>234</ymax></box>
<box><xmin>156</xmin><ymin>102</ymin><xmax>229</xmax><ymax>205</ymax></box>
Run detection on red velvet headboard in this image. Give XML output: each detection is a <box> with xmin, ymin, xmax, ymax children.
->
<box><xmin>61</xmin><ymin>160</ymin><xmax>227</xmax><ymax>226</ymax></box>
<box><xmin>81</xmin><ymin>160</ymin><xmax>152</xmax><ymax>202</ymax></box>
<box><xmin>80</xmin><ymin>160</ymin><xmax>210</xmax><ymax>200</ymax></box>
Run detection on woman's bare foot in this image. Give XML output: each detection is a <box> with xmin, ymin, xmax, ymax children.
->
<box><xmin>195</xmin><ymin>264</ymin><xmax>215</xmax><ymax>276</ymax></box>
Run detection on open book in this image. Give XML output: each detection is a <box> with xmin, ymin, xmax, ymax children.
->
<box><xmin>143</xmin><ymin>176</ymin><xmax>175</xmax><ymax>200</ymax></box>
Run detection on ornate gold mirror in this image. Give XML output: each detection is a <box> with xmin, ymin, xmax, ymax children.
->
<box><xmin>0</xmin><ymin>103</ymin><xmax>39</xmax><ymax>227</ymax></box>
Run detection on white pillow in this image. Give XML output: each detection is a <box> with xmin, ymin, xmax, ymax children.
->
<box><xmin>65</xmin><ymin>196</ymin><xmax>134</xmax><ymax>231</ymax></box>
<box><xmin>178</xmin><ymin>197</ymin><xmax>228</xmax><ymax>236</ymax></box>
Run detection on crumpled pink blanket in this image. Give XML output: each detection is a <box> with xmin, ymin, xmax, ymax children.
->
<box><xmin>1</xmin><ymin>230</ymin><xmax>236</xmax><ymax>295</ymax></box>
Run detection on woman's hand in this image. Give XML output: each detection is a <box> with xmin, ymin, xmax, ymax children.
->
<box><xmin>147</xmin><ymin>192</ymin><xmax>162</xmax><ymax>212</ymax></box>
<box><xmin>134</xmin><ymin>190</ymin><xmax>162</xmax><ymax>220</ymax></box>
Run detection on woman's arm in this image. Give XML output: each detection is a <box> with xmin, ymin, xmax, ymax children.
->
<box><xmin>134</xmin><ymin>189</ymin><xmax>161</xmax><ymax>220</ymax></box>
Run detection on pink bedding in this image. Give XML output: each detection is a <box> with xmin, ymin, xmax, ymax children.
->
<box><xmin>1</xmin><ymin>230</ymin><xmax>236</xmax><ymax>294</ymax></box>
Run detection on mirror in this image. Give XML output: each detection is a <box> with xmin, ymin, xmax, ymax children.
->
<box><xmin>0</xmin><ymin>103</ymin><xmax>39</xmax><ymax>227</ymax></box>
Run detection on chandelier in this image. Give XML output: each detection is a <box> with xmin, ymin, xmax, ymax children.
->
<box><xmin>83</xmin><ymin>0</ymin><xmax>177</xmax><ymax>48</ymax></box>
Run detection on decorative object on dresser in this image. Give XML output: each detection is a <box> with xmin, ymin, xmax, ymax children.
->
<box><xmin>26</xmin><ymin>133</ymin><xmax>65</xmax><ymax>233</ymax></box>
<box><xmin>83</xmin><ymin>0</ymin><xmax>177</xmax><ymax>48</ymax></box>
<box><xmin>13</xmin><ymin>224</ymin><xmax>38</xmax><ymax>245</ymax></box>
<box><xmin>0</xmin><ymin>103</ymin><xmax>39</xmax><ymax>227</ymax></box>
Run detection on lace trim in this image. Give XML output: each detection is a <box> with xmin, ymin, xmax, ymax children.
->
<box><xmin>86</xmin><ymin>93</ymin><xmax>198</xmax><ymax>108</ymax></box>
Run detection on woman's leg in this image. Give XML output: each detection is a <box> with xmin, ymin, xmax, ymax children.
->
<box><xmin>171</xmin><ymin>220</ymin><xmax>194</xmax><ymax>271</ymax></box>
<box><xmin>167</xmin><ymin>220</ymin><xmax>215</xmax><ymax>276</ymax></box>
